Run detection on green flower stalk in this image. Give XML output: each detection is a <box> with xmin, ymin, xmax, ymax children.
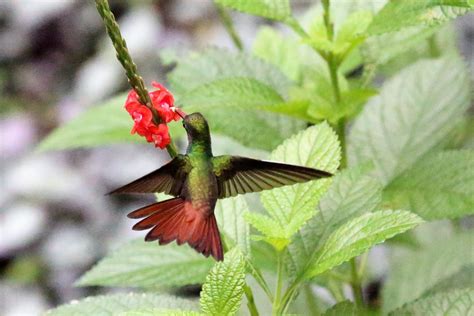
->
<box><xmin>95</xmin><ymin>0</ymin><xmax>178</xmax><ymax>157</ymax></box>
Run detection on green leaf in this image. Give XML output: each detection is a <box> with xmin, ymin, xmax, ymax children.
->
<box><xmin>76</xmin><ymin>240</ymin><xmax>212</xmax><ymax>289</ymax></box>
<box><xmin>307</xmin><ymin>88</ymin><xmax>377</xmax><ymax>123</ymax></box>
<box><xmin>306</xmin><ymin>15</ymin><xmax>334</xmax><ymax>53</ymax></box>
<box><xmin>120</xmin><ymin>309</ymin><xmax>202</xmax><ymax>316</ymax></box>
<box><xmin>287</xmin><ymin>165</ymin><xmax>383</xmax><ymax>278</ymax></box>
<box><xmin>382</xmin><ymin>232</ymin><xmax>474</xmax><ymax>313</ymax></box>
<box><xmin>252</xmin><ymin>27</ymin><xmax>301</xmax><ymax>81</ymax></box>
<box><xmin>181</xmin><ymin>77</ymin><xmax>284</xmax><ymax>109</ymax></box>
<box><xmin>169</xmin><ymin>48</ymin><xmax>305</xmax><ymax>151</ymax></box>
<box><xmin>384</xmin><ymin>150</ymin><xmax>474</xmax><ymax>220</ymax></box>
<box><xmin>169</xmin><ymin>48</ymin><xmax>289</xmax><ymax>98</ymax></box>
<box><xmin>368</xmin><ymin>0</ymin><xmax>473</xmax><ymax>35</ymax></box>
<box><xmin>334</xmin><ymin>11</ymin><xmax>373</xmax><ymax>59</ymax></box>
<box><xmin>348</xmin><ymin>56</ymin><xmax>471</xmax><ymax>185</ymax></box>
<box><xmin>200</xmin><ymin>107</ymin><xmax>305</xmax><ymax>151</ymax></box>
<box><xmin>246</xmin><ymin>122</ymin><xmax>341</xmax><ymax>250</ymax></box>
<box><xmin>323</xmin><ymin>301</ymin><xmax>358</xmax><ymax>316</ymax></box>
<box><xmin>45</xmin><ymin>293</ymin><xmax>198</xmax><ymax>316</ymax></box>
<box><xmin>215</xmin><ymin>196</ymin><xmax>250</xmax><ymax>255</ymax></box>
<box><xmin>362</xmin><ymin>25</ymin><xmax>437</xmax><ymax>66</ymax></box>
<box><xmin>363</xmin><ymin>23</ymin><xmax>459</xmax><ymax>75</ymax></box>
<box><xmin>258</xmin><ymin>99</ymin><xmax>315</xmax><ymax>123</ymax></box>
<box><xmin>390</xmin><ymin>289</ymin><xmax>474</xmax><ymax>316</ymax></box>
<box><xmin>215</xmin><ymin>0</ymin><xmax>291</xmax><ymax>21</ymax></box>
<box><xmin>200</xmin><ymin>248</ymin><xmax>246</xmax><ymax>316</ymax></box>
<box><xmin>305</xmin><ymin>210</ymin><xmax>422</xmax><ymax>279</ymax></box>
<box><xmin>36</xmin><ymin>94</ymin><xmax>185</xmax><ymax>152</ymax></box>
<box><xmin>424</xmin><ymin>265</ymin><xmax>474</xmax><ymax>295</ymax></box>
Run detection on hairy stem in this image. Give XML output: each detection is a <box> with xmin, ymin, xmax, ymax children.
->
<box><xmin>350</xmin><ymin>258</ymin><xmax>364</xmax><ymax>307</ymax></box>
<box><xmin>216</xmin><ymin>4</ymin><xmax>243</xmax><ymax>51</ymax></box>
<box><xmin>272</xmin><ymin>250</ymin><xmax>285</xmax><ymax>315</ymax></box>
<box><xmin>428</xmin><ymin>34</ymin><xmax>440</xmax><ymax>58</ymax></box>
<box><xmin>279</xmin><ymin>275</ymin><xmax>302</xmax><ymax>314</ymax></box>
<box><xmin>244</xmin><ymin>284</ymin><xmax>260</xmax><ymax>316</ymax></box>
<box><xmin>335</xmin><ymin>118</ymin><xmax>347</xmax><ymax>168</ymax></box>
<box><xmin>327</xmin><ymin>278</ymin><xmax>345</xmax><ymax>302</ymax></box>
<box><xmin>95</xmin><ymin>0</ymin><xmax>178</xmax><ymax>157</ymax></box>
<box><xmin>303</xmin><ymin>284</ymin><xmax>321</xmax><ymax>315</ymax></box>
<box><xmin>245</xmin><ymin>257</ymin><xmax>274</xmax><ymax>302</ymax></box>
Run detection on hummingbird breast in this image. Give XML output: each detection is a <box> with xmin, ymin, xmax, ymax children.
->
<box><xmin>181</xmin><ymin>157</ymin><xmax>218</xmax><ymax>217</ymax></box>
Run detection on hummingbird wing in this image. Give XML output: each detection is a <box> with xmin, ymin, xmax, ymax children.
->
<box><xmin>212</xmin><ymin>156</ymin><xmax>332</xmax><ymax>199</ymax></box>
<box><xmin>108</xmin><ymin>155</ymin><xmax>190</xmax><ymax>196</ymax></box>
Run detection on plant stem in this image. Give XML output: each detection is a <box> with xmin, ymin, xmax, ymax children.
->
<box><xmin>286</xmin><ymin>17</ymin><xmax>310</xmax><ymax>39</ymax></box>
<box><xmin>428</xmin><ymin>34</ymin><xmax>440</xmax><ymax>58</ymax></box>
<box><xmin>272</xmin><ymin>250</ymin><xmax>285</xmax><ymax>316</ymax></box>
<box><xmin>245</xmin><ymin>257</ymin><xmax>274</xmax><ymax>301</ymax></box>
<box><xmin>216</xmin><ymin>4</ymin><xmax>243</xmax><ymax>51</ymax></box>
<box><xmin>279</xmin><ymin>275</ymin><xmax>302</xmax><ymax>315</ymax></box>
<box><xmin>358</xmin><ymin>252</ymin><xmax>369</xmax><ymax>276</ymax></box>
<box><xmin>327</xmin><ymin>278</ymin><xmax>345</xmax><ymax>302</ymax></box>
<box><xmin>335</xmin><ymin>118</ymin><xmax>347</xmax><ymax>168</ymax></box>
<box><xmin>303</xmin><ymin>284</ymin><xmax>321</xmax><ymax>315</ymax></box>
<box><xmin>244</xmin><ymin>284</ymin><xmax>260</xmax><ymax>316</ymax></box>
<box><xmin>350</xmin><ymin>258</ymin><xmax>364</xmax><ymax>307</ymax></box>
<box><xmin>95</xmin><ymin>0</ymin><xmax>178</xmax><ymax>158</ymax></box>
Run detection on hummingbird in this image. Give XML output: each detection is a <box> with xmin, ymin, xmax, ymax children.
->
<box><xmin>110</xmin><ymin>112</ymin><xmax>332</xmax><ymax>261</ymax></box>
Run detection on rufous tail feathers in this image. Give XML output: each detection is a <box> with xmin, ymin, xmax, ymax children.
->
<box><xmin>128</xmin><ymin>197</ymin><xmax>223</xmax><ymax>261</ymax></box>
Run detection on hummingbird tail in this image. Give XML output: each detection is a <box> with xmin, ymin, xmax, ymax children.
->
<box><xmin>128</xmin><ymin>198</ymin><xmax>223</xmax><ymax>261</ymax></box>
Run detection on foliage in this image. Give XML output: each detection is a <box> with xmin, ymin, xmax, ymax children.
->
<box><xmin>44</xmin><ymin>0</ymin><xmax>473</xmax><ymax>315</ymax></box>
<box><xmin>200</xmin><ymin>249</ymin><xmax>246</xmax><ymax>316</ymax></box>
<box><xmin>45</xmin><ymin>293</ymin><xmax>198</xmax><ymax>316</ymax></box>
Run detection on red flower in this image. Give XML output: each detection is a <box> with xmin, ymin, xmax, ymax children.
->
<box><xmin>145</xmin><ymin>124</ymin><xmax>171</xmax><ymax>149</ymax></box>
<box><xmin>149</xmin><ymin>82</ymin><xmax>181</xmax><ymax>123</ymax></box>
<box><xmin>125</xmin><ymin>101</ymin><xmax>153</xmax><ymax>135</ymax></box>
<box><xmin>124</xmin><ymin>82</ymin><xmax>183</xmax><ymax>149</ymax></box>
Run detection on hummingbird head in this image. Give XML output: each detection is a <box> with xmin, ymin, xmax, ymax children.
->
<box><xmin>182</xmin><ymin>112</ymin><xmax>210</xmax><ymax>140</ymax></box>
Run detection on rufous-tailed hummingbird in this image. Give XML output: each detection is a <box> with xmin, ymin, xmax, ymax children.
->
<box><xmin>110</xmin><ymin>112</ymin><xmax>332</xmax><ymax>261</ymax></box>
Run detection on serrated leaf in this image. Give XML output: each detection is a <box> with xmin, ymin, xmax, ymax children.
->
<box><xmin>215</xmin><ymin>196</ymin><xmax>250</xmax><ymax>255</ymax></box>
<box><xmin>334</xmin><ymin>11</ymin><xmax>373</xmax><ymax>59</ymax></box>
<box><xmin>323</xmin><ymin>301</ymin><xmax>358</xmax><ymax>316</ymax></box>
<box><xmin>308</xmin><ymin>88</ymin><xmax>377</xmax><ymax>123</ymax></box>
<box><xmin>382</xmin><ymin>232</ymin><xmax>474</xmax><ymax>313</ymax></box>
<box><xmin>120</xmin><ymin>309</ymin><xmax>202</xmax><ymax>316</ymax></box>
<box><xmin>200</xmin><ymin>248</ymin><xmax>246</xmax><ymax>316</ymax></box>
<box><xmin>181</xmin><ymin>77</ymin><xmax>284</xmax><ymax>109</ymax></box>
<box><xmin>76</xmin><ymin>241</ymin><xmax>212</xmax><ymax>289</ymax></box>
<box><xmin>168</xmin><ymin>48</ymin><xmax>305</xmax><ymax>150</ymax></box>
<box><xmin>384</xmin><ymin>150</ymin><xmax>474</xmax><ymax>220</ymax></box>
<box><xmin>390</xmin><ymin>289</ymin><xmax>474</xmax><ymax>316</ymax></box>
<box><xmin>169</xmin><ymin>48</ymin><xmax>289</xmax><ymax>98</ymax></box>
<box><xmin>305</xmin><ymin>210</ymin><xmax>423</xmax><ymax>279</ymax></box>
<box><xmin>306</xmin><ymin>15</ymin><xmax>334</xmax><ymax>53</ymax></box>
<box><xmin>215</xmin><ymin>0</ymin><xmax>291</xmax><ymax>21</ymax></box>
<box><xmin>259</xmin><ymin>100</ymin><xmax>315</xmax><ymax>123</ymax></box>
<box><xmin>362</xmin><ymin>23</ymin><xmax>459</xmax><ymax>76</ymax></box>
<box><xmin>252</xmin><ymin>27</ymin><xmax>301</xmax><ymax>81</ymax></box>
<box><xmin>45</xmin><ymin>293</ymin><xmax>198</xmax><ymax>316</ymax></box>
<box><xmin>200</xmin><ymin>107</ymin><xmax>305</xmax><ymax>151</ymax></box>
<box><xmin>246</xmin><ymin>123</ymin><xmax>340</xmax><ymax>250</ymax></box>
<box><xmin>368</xmin><ymin>0</ymin><xmax>473</xmax><ymax>35</ymax></box>
<box><xmin>362</xmin><ymin>25</ymin><xmax>438</xmax><ymax>65</ymax></box>
<box><xmin>348</xmin><ymin>56</ymin><xmax>471</xmax><ymax>185</ymax></box>
<box><xmin>424</xmin><ymin>265</ymin><xmax>474</xmax><ymax>296</ymax></box>
<box><xmin>287</xmin><ymin>165</ymin><xmax>383</xmax><ymax>277</ymax></box>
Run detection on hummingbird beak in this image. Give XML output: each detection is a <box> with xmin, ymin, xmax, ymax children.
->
<box><xmin>171</xmin><ymin>107</ymin><xmax>186</xmax><ymax>119</ymax></box>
